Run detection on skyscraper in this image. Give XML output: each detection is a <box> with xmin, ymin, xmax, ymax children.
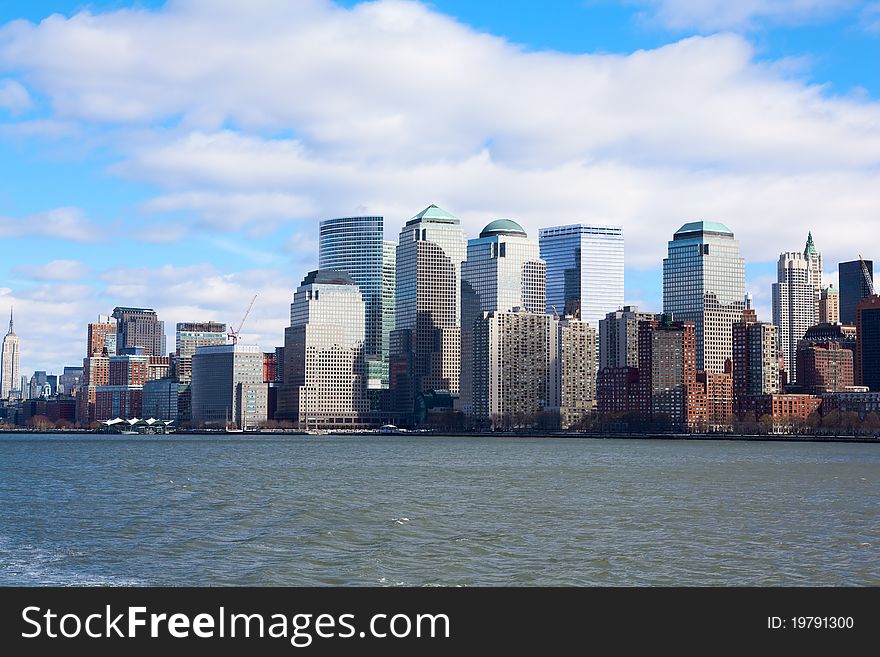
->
<box><xmin>839</xmin><ymin>259</ymin><xmax>874</xmax><ymax>325</ymax></box>
<box><xmin>112</xmin><ymin>307</ymin><xmax>166</xmax><ymax>357</ymax></box>
<box><xmin>175</xmin><ymin>321</ymin><xmax>227</xmax><ymax>383</ymax></box>
<box><xmin>818</xmin><ymin>286</ymin><xmax>840</xmax><ymax>324</ymax></box>
<box><xmin>1</xmin><ymin>308</ymin><xmax>20</xmax><ymax>400</ymax></box>
<box><xmin>319</xmin><ymin>216</ymin><xmax>396</xmax><ymax>393</ymax></box>
<box><xmin>772</xmin><ymin>234</ymin><xmax>823</xmax><ymax>383</ymax></box>
<box><xmin>460</xmin><ymin>219</ymin><xmax>545</xmax><ymax>414</ymax></box>
<box><xmin>855</xmin><ymin>295</ymin><xmax>880</xmax><ymax>392</ymax></box>
<box><xmin>663</xmin><ymin>221</ymin><xmax>745</xmax><ymax>374</ymax></box>
<box><xmin>277</xmin><ymin>270</ymin><xmax>368</xmax><ymax>428</ymax></box>
<box><xmin>191</xmin><ymin>344</ymin><xmax>266</xmax><ymax>429</ymax></box>
<box><xmin>87</xmin><ymin>315</ymin><xmax>117</xmax><ymax>357</ymax></box>
<box><xmin>732</xmin><ymin>308</ymin><xmax>779</xmax><ymax>417</ymax></box>
<box><xmin>390</xmin><ymin>205</ymin><xmax>467</xmax><ymax>422</ymax></box>
<box><xmin>539</xmin><ymin>224</ymin><xmax>624</xmax><ymax>332</ymax></box>
<box><xmin>598</xmin><ymin>306</ymin><xmax>660</xmax><ymax>370</ymax></box>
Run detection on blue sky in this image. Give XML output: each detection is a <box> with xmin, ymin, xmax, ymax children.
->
<box><xmin>0</xmin><ymin>0</ymin><xmax>879</xmax><ymax>374</ymax></box>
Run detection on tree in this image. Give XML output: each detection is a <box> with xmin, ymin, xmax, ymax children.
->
<box><xmin>758</xmin><ymin>414</ymin><xmax>775</xmax><ymax>435</ymax></box>
<box><xmin>27</xmin><ymin>415</ymin><xmax>54</xmax><ymax>431</ymax></box>
<box><xmin>861</xmin><ymin>412</ymin><xmax>880</xmax><ymax>436</ymax></box>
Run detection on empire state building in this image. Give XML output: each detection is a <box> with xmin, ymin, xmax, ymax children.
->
<box><xmin>1</xmin><ymin>308</ymin><xmax>21</xmax><ymax>400</ymax></box>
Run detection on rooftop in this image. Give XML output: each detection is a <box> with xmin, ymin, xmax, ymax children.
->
<box><xmin>406</xmin><ymin>204</ymin><xmax>459</xmax><ymax>226</ymax></box>
<box><xmin>479</xmin><ymin>219</ymin><xmax>527</xmax><ymax>238</ymax></box>
<box><xmin>300</xmin><ymin>269</ymin><xmax>357</xmax><ymax>287</ymax></box>
<box><xmin>674</xmin><ymin>221</ymin><xmax>733</xmax><ymax>237</ymax></box>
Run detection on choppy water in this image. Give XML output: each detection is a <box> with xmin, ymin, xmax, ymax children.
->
<box><xmin>0</xmin><ymin>433</ymin><xmax>877</xmax><ymax>586</ymax></box>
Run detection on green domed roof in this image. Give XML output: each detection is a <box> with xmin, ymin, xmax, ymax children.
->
<box><xmin>480</xmin><ymin>219</ymin><xmax>527</xmax><ymax>238</ymax></box>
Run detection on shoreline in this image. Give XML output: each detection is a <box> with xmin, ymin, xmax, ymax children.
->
<box><xmin>0</xmin><ymin>429</ymin><xmax>877</xmax><ymax>444</ymax></box>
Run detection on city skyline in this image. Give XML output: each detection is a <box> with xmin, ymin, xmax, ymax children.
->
<box><xmin>0</xmin><ymin>1</ymin><xmax>879</xmax><ymax>374</ymax></box>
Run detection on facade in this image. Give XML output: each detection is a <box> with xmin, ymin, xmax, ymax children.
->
<box><xmin>555</xmin><ymin>316</ymin><xmax>598</xmax><ymax>429</ymax></box>
<box><xmin>112</xmin><ymin>307</ymin><xmax>166</xmax><ymax>357</ymax></box>
<box><xmin>175</xmin><ymin>321</ymin><xmax>227</xmax><ymax>383</ymax></box>
<box><xmin>855</xmin><ymin>295</ymin><xmax>880</xmax><ymax>392</ymax></box>
<box><xmin>796</xmin><ymin>342</ymin><xmax>854</xmax><ymax>394</ymax></box>
<box><xmin>663</xmin><ymin>221</ymin><xmax>745</xmax><ymax>374</ymax></box>
<box><xmin>839</xmin><ymin>259</ymin><xmax>874</xmax><ymax>325</ymax></box>
<box><xmin>818</xmin><ymin>286</ymin><xmax>840</xmax><ymax>324</ymax></box>
<box><xmin>277</xmin><ymin>270</ymin><xmax>369</xmax><ymax>428</ymax></box>
<box><xmin>821</xmin><ymin>392</ymin><xmax>880</xmax><ymax>419</ymax></box>
<box><xmin>732</xmin><ymin>308</ymin><xmax>780</xmax><ymax>417</ymax></box>
<box><xmin>59</xmin><ymin>366</ymin><xmax>84</xmax><ymax>396</ymax></box>
<box><xmin>538</xmin><ymin>224</ymin><xmax>624</xmax><ymax>335</ymax></box>
<box><xmin>319</xmin><ymin>216</ymin><xmax>396</xmax><ymax>393</ymax></box>
<box><xmin>751</xmin><ymin>394</ymin><xmax>822</xmax><ymax>428</ymax></box>
<box><xmin>142</xmin><ymin>378</ymin><xmax>181</xmax><ymax>420</ymax></box>
<box><xmin>191</xmin><ymin>344</ymin><xmax>266</xmax><ymax>429</ymax></box>
<box><xmin>94</xmin><ymin>351</ymin><xmax>149</xmax><ymax>421</ymax></box>
<box><xmin>697</xmin><ymin>368</ymin><xmax>734</xmax><ymax>430</ymax></box>
<box><xmin>599</xmin><ymin>306</ymin><xmax>660</xmax><ymax>370</ymax></box>
<box><xmin>1</xmin><ymin>308</ymin><xmax>21</xmax><ymax>400</ymax></box>
<box><xmin>87</xmin><ymin>315</ymin><xmax>117</xmax><ymax>356</ymax></box>
<box><xmin>390</xmin><ymin>205</ymin><xmax>467</xmax><ymax>422</ymax></box>
<box><xmin>597</xmin><ymin>366</ymin><xmax>640</xmax><ymax>416</ymax></box>
<box><xmin>772</xmin><ymin>235</ymin><xmax>823</xmax><ymax>383</ymax></box>
<box><xmin>460</xmin><ymin>219</ymin><xmax>545</xmax><ymax>414</ymax></box>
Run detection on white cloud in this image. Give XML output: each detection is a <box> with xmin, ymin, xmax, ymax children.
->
<box><xmin>0</xmin><ymin>207</ymin><xmax>101</xmax><ymax>242</ymax></box>
<box><xmin>862</xmin><ymin>2</ymin><xmax>880</xmax><ymax>31</ymax></box>
<box><xmin>634</xmin><ymin>0</ymin><xmax>857</xmax><ymax>32</ymax></box>
<box><xmin>0</xmin><ymin>78</ymin><xmax>31</xmax><ymax>112</ymax></box>
<box><xmin>13</xmin><ymin>259</ymin><xmax>91</xmax><ymax>280</ymax></box>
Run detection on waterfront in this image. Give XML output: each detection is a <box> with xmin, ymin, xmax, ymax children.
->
<box><xmin>1</xmin><ymin>433</ymin><xmax>877</xmax><ymax>586</ymax></box>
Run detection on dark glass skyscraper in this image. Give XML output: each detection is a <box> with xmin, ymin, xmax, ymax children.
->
<box><xmin>855</xmin><ymin>295</ymin><xmax>880</xmax><ymax>392</ymax></box>
<box><xmin>839</xmin><ymin>259</ymin><xmax>874</xmax><ymax>325</ymax></box>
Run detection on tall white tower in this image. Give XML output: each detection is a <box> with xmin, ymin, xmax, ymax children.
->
<box><xmin>1</xmin><ymin>308</ymin><xmax>21</xmax><ymax>400</ymax></box>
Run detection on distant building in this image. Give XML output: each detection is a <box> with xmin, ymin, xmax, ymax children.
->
<box><xmin>142</xmin><ymin>378</ymin><xmax>181</xmax><ymax>420</ymax></box>
<box><xmin>59</xmin><ymin>366</ymin><xmax>84</xmax><ymax>396</ymax></box>
<box><xmin>87</xmin><ymin>315</ymin><xmax>117</xmax><ymax>357</ymax></box>
<box><xmin>599</xmin><ymin>306</ymin><xmax>660</xmax><ymax>370</ymax></box>
<box><xmin>663</xmin><ymin>221</ymin><xmax>745</xmax><ymax>374</ymax></box>
<box><xmin>839</xmin><ymin>259</ymin><xmax>873</xmax><ymax>325</ymax></box>
<box><xmin>796</xmin><ymin>342</ymin><xmax>854</xmax><ymax>394</ymax></box>
<box><xmin>818</xmin><ymin>286</ymin><xmax>839</xmax><ymax>324</ymax></box>
<box><xmin>460</xmin><ymin>219</ymin><xmax>545</xmax><ymax>415</ymax></box>
<box><xmin>772</xmin><ymin>234</ymin><xmax>823</xmax><ymax>383</ymax></box>
<box><xmin>175</xmin><ymin>321</ymin><xmax>227</xmax><ymax>383</ymax></box>
<box><xmin>112</xmin><ymin>307</ymin><xmax>166</xmax><ymax>357</ymax></box>
<box><xmin>751</xmin><ymin>394</ymin><xmax>822</xmax><ymax>430</ymax></box>
<box><xmin>855</xmin><ymin>295</ymin><xmax>880</xmax><ymax>392</ymax></box>
<box><xmin>732</xmin><ymin>308</ymin><xmax>780</xmax><ymax>417</ymax></box>
<box><xmin>390</xmin><ymin>205</ymin><xmax>467</xmax><ymax>422</ymax></box>
<box><xmin>94</xmin><ymin>351</ymin><xmax>149</xmax><ymax>420</ymax></box>
<box><xmin>0</xmin><ymin>308</ymin><xmax>20</xmax><ymax>400</ymax></box>
<box><xmin>191</xmin><ymin>344</ymin><xmax>267</xmax><ymax>429</ymax></box>
<box><xmin>277</xmin><ymin>270</ymin><xmax>369</xmax><ymax>429</ymax></box>
<box><xmin>554</xmin><ymin>316</ymin><xmax>598</xmax><ymax>429</ymax></box>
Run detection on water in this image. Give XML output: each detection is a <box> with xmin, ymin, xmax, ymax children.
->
<box><xmin>0</xmin><ymin>433</ymin><xmax>877</xmax><ymax>586</ymax></box>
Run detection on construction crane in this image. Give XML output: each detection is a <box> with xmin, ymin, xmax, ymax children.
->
<box><xmin>859</xmin><ymin>255</ymin><xmax>875</xmax><ymax>296</ymax></box>
<box><xmin>228</xmin><ymin>294</ymin><xmax>258</xmax><ymax>345</ymax></box>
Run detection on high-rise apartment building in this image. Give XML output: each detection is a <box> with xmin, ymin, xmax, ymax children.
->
<box><xmin>191</xmin><ymin>344</ymin><xmax>267</xmax><ymax>429</ymax></box>
<box><xmin>855</xmin><ymin>295</ymin><xmax>880</xmax><ymax>392</ymax></box>
<box><xmin>390</xmin><ymin>205</ymin><xmax>467</xmax><ymax>422</ymax></box>
<box><xmin>538</xmin><ymin>224</ymin><xmax>624</xmax><ymax>334</ymax></box>
<box><xmin>460</xmin><ymin>219</ymin><xmax>545</xmax><ymax>414</ymax></box>
<box><xmin>839</xmin><ymin>259</ymin><xmax>874</xmax><ymax>325</ymax></box>
<box><xmin>112</xmin><ymin>307</ymin><xmax>166</xmax><ymax>357</ymax></box>
<box><xmin>0</xmin><ymin>308</ymin><xmax>20</xmax><ymax>400</ymax></box>
<box><xmin>599</xmin><ymin>306</ymin><xmax>660</xmax><ymax>370</ymax></box>
<box><xmin>796</xmin><ymin>342</ymin><xmax>854</xmax><ymax>394</ymax></box>
<box><xmin>732</xmin><ymin>309</ymin><xmax>780</xmax><ymax>417</ymax></box>
<box><xmin>319</xmin><ymin>216</ymin><xmax>396</xmax><ymax>393</ymax></box>
<box><xmin>663</xmin><ymin>221</ymin><xmax>745</xmax><ymax>374</ymax></box>
<box><xmin>818</xmin><ymin>286</ymin><xmax>840</xmax><ymax>324</ymax></box>
<box><xmin>87</xmin><ymin>315</ymin><xmax>117</xmax><ymax>357</ymax></box>
<box><xmin>772</xmin><ymin>235</ymin><xmax>823</xmax><ymax>383</ymax></box>
<box><xmin>555</xmin><ymin>316</ymin><xmax>598</xmax><ymax>429</ymax></box>
<box><xmin>277</xmin><ymin>270</ymin><xmax>368</xmax><ymax>428</ymax></box>
<box><xmin>94</xmin><ymin>351</ymin><xmax>149</xmax><ymax>420</ymax></box>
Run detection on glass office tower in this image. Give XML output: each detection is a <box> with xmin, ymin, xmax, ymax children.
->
<box><xmin>538</xmin><ymin>224</ymin><xmax>624</xmax><ymax>333</ymax></box>
<box><xmin>319</xmin><ymin>216</ymin><xmax>396</xmax><ymax>391</ymax></box>
<box><xmin>839</xmin><ymin>259</ymin><xmax>874</xmax><ymax>325</ymax></box>
<box><xmin>663</xmin><ymin>221</ymin><xmax>745</xmax><ymax>374</ymax></box>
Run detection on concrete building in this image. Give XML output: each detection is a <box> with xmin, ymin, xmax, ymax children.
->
<box><xmin>819</xmin><ymin>286</ymin><xmax>840</xmax><ymax>324</ymax></box>
<box><xmin>732</xmin><ymin>308</ymin><xmax>780</xmax><ymax>417</ymax></box>
<box><xmin>191</xmin><ymin>344</ymin><xmax>267</xmax><ymax>429</ymax></box>
<box><xmin>772</xmin><ymin>235</ymin><xmax>823</xmax><ymax>383</ymax></box>
<box><xmin>319</xmin><ymin>216</ymin><xmax>396</xmax><ymax>397</ymax></box>
<box><xmin>277</xmin><ymin>270</ymin><xmax>369</xmax><ymax>428</ymax></box>
<box><xmin>94</xmin><ymin>351</ymin><xmax>149</xmax><ymax>420</ymax></box>
<box><xmin>87</xmin><ymin>315</ymin><xmax>117</xmax><ymax>357</ymax></box>
<box><xmin>554</xmin><ymin>316</ymin><xmax>598</xmax><ymax>429</ymax></box>
<box><xmin>796</xmin><ymin>342</ymin><xmax>854</xmax><ymax>394</ymax></box>
<box><xmin>839</xmin><ymin>259</ymin><xmax>874</xmax><ymax>325</ymax></box>
<box><xmin>599</xmin><ymin>306</ymin><xmax>660</xmax><ymax>370</ymax></box>
<box><xmin>112</xmin><ymin>307</ymin><xmax>166</xmax><ymax>357</ymax></box>
<box><xmin>1</xmin><ymin>308</ymin><xmax>20</xmax><ymax>400</ymax></box>
<box><xmin>855</xmin><ymin>295</ymin><xmax>880</xmax><ymax>392</ymax></box>
<box><xmin>538</xmin><ymin>224</ymin><xmax>624</xmax><ymax>336</ymax></box>
<box><xmin>460</xmin><ymin>219</ymin><xmax>545</xmax><ymax>415</ymax></box>
<box><xmin>390</xmin><ymin>205</ymin><xmax>467</xmax><ymax>422</ymax></box>
<box><xmin>663</xmin><ymin>222</ymin><xmax>745</xmax><ymax>374</ymax></box>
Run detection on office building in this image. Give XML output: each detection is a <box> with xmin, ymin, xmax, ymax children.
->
<box><xmin>277</xmin><ymin>270</ymin><xmax>368</xmax><ymax>428</ymax></box>
<box><xmin>539</xmin><ymin>223</ymin><xmax>624</xmax><ymax>334</ymax></box>
<box><xmin>663</xmin><ymin>221</ymin><xmax>745</xmax><ymax>374</ymax></box>
<box><xmin>855</xmin><ymin>295</ymin><xmax>880</xmax><ymax>391</ymax></box>
<box><xmin>191</xmin><ymin>344</ymin><xmax>267</xmax><ymax>429</ymax></box>
<box><xmin>112</xmin><ymin>307</ymin><xmax>166</xmax><ymax>357</ymax></box>
<box><xmin>839</xmin><ymin>259</ymin><xmax>874</xmax><ymax>325</ymax></box>
<box><xmin>142</xmin><ymin>378</ymin><xmax>181</xmax><ymax>421</ymax></box>
<box><xmin>175</xmin><ymin>321</ymin><xmax>227</xmax><ymax>383</ymax></box>
<box><xmin>390</xmin><ymin>205</ymin><xmax>467</xmax><ymax>421</ymax></box>
<box><xmin>1</xmin><ymin>308</ymin><xmax>20</xmax><ymax>400</ymax></box>
<box><xmin>460</xmin><ymin>219</ymin><xmax>545</xmax><ymax>414</ymax></box>
<box><xmin>818</xmin><ymin>286</ymin><xmax>839</xmax><ymax>324</ymax></box>
<box><xmin>319</xmin><ymin>216</ymin><xmax>396</xmax><ymax>394</ymax></box>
